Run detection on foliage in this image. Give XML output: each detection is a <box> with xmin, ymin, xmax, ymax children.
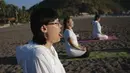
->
<box><xmin>0</xmin><ymin>0</ymin><xmax>30</xmax><ymax>24</ymax></box>
<box><xmin>29</xmin><ymin>0</ymin><xmax>130</xmax><ymax>17</ymax></box>
<box><xmin>1</xmin><ymin>0</ymin><xmax>130</xmax><ymax>24</ymax></box>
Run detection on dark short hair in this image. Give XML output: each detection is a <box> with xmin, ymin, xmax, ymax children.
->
<box><xmin>30</xmin><ymin>7</ymin><xmax>59</xmax><ymax>45</ymax></box>
<box><xmin>94</xmin><ymin>14</ymin><xmax>100</xmax><ymax>21</ymax></box>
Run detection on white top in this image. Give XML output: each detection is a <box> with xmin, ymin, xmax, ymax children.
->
<box><xmin>16</xmin><ymin>41</ymin><xmax>66</xmax><ymax>73</ymax></box>
<box><xmin>92</xmin><ymin>20</ymin><xmax>102</xmax><ymax>38</ymax></box>
<box><xmin>63</xmin><ymin>29</ymin><xmax>86</xmax><ymax>57</ymax></box>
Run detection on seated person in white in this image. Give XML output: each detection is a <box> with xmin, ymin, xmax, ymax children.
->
<box><xmin>16</xmin><ymin>8</ymin><xmax>66</xmax><ymax>73</ymax></box>
<box><xmin>92</xmin><ymin>14</ymin><xmax>108</xmax><ymax>40</ymax></box>
<box><xmin>63</xmin><ymin>16</ymin><xmax>89</xmax><ymax>57</ymax></box>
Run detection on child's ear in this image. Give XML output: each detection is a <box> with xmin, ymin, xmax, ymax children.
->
<box><xmin>41</xmin><ymin>25</ymin><xmax>47</xmax><ymax>33</ymax></box>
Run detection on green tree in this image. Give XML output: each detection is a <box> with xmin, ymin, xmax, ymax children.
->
<box><xmin>18</xmin><ymin>6</ymin><xmax>30</xmax><ymax>23</ymax></box>
<box><xmin>0</xmin><ymin>0</ymin><xmax>6</xmax><ymax>21</ymax></box>
<box><xmin>29</xmin><ymin>0</ymin><xmax>129</xmax><ymax>16</ymax></box>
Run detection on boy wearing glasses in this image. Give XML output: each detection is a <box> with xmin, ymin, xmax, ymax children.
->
<box><xmin>16</xmin><ymin>7</ymin><xmax>65</xmax><ymax>73</ymax></box>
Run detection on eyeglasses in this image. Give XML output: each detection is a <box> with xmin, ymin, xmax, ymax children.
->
<box><xmin>47</xmin><ymin>18</ymin><xmax>62</xmax><ymax>27</ymax></box>
<box><xmin>48</xmin><ymin>22</ymin><xmax>61</xmax><ymax>27</ymax></box>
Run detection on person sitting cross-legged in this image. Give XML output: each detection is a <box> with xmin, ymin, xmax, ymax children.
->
<box><xmin>63</xmin><ymin>16</ymin><xmax>89</xmax><ymax>58</ymax></box>
<box><xmin>92</xmin><ymin>14</ymin><xmax>108</xmax><ymax>40</ymax></box>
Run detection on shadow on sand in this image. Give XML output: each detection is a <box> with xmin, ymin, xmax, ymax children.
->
<box><xmin>0</xmin><ymin>57</ymin><xmax>17</xmax><ymax>65</ymax></box>
<box><xmin>97</xmin><ymin>48</ymin><xmax>130</xmax><ymax>53</ymax></box>
<box><xmin>0</xmin><ymin>48</ymin><xmax>129</xmax><ymax>65</ymax></box>
<box><xmin>59</xmin><ymin>48</ymin><xmax>130</xmax><ymax>59</ymax></box>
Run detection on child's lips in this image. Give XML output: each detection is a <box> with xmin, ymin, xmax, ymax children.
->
<box><xmin>59</xmin><ymin>33</ymin><xmax>63</xmax><ymax>38</ymax></box>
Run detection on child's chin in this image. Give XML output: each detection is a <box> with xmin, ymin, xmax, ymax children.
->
<box><xmin>57</xmin><ymin>39</ymin><xmax>60</xmax><ymax>42</ymax></box>
<box><xmin>53</xmin><ymin>39</ymin><xmax>60</xmax><ymax>43</ymax></box>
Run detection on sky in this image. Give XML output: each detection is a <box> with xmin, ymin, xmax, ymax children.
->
<box><xmin>5</xmin><ymin>0</ymin><xmax>43</xmax><ymax>9</ymax></box>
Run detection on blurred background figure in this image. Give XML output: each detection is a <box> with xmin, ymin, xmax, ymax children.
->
<box><xmin>92</xmin><ymin>14</ymin><xmax>108</xmax><ymax>40</ymax></box>
<box><xmin>63</xmin><ymin>16</ymin><xmax>89</xmax><ymax>58</ymax></box>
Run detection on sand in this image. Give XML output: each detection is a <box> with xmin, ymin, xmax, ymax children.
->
<box><xmin>0</xmin><ymin>16</ymin><xmax>130</xmax><ymax>73</ymax></box>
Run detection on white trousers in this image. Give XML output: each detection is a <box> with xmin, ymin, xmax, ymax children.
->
<box><xmin>98</xmin><ymin>34</ymin><xmax>108</xmax><ymax>40</ymax></box>
<box><xmin>92</xmin><ymin>34</ymin><xmax>108</xmax><ymax>40</ymax></box>
<box><xmin>67</xmin><ymin>49</ymin><xmax>86</xmax><ymax>57</ymax></box>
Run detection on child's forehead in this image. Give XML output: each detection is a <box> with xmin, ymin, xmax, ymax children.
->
<box><xmin>53</xmin><ymin>18</ymin><xmax>60</xmax><ymax>22</ymax></box>
<box><xmin>69</xmin><ymin>18</ymin><xmax>73</xmax><ymax>21</ymax></box>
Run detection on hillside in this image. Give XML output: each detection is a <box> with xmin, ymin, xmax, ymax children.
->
<box><xmin>29</xmin><ymin>0</ymin><xmax>130</xmax><ymax>16</ymax></box>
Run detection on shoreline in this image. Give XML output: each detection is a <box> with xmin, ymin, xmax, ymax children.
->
<box><xmin>72</xmin><ymin>15</ymin><xmax>130</xmax><ymax>19</ymax></box>
<box><xmin>0</xmin><ymin>23</ymin><xmax>28</xmax><ymax>29</ymax></box>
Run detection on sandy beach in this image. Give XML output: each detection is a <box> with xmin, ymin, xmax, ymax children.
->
<box><xmin>0</xmin><ymin>16</ymin><xmax>130</xmax><ymax>73</ymax></box>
